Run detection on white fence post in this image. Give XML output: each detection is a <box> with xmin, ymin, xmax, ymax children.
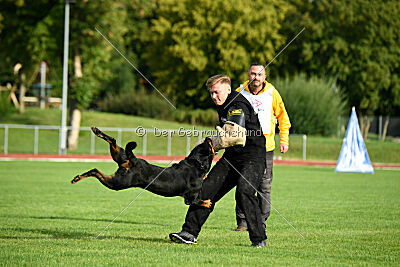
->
<box><xmin>186</xmin><ymin>135</ymin><xmax>191</xmax><ymax>155</ymax></box>
<box><xmin>34</xmin><ymin>126</ymin><xmax>39</xmax><ymax>155</ymax></box>
<box><xmin>58</xmin><ymin>127</ymin><xmax>62</xmax><ymax>155</ymax></box>
<box><xmin>142</xmin><ymin>132</ymin><xmax>147</xmax><ymax>156</ymax></box>
<box><xmin>90</xmin><ymin>130</ymin><xmax>95</xmax><ymax>155</ymax></box>
<box><xmin>302</xmin><ymin>134</ymin><xmax>307</xmax><ymax>161</ymax></box>
<box><xmin>167</xmin><ymin>131</ymin><xmax>172</xmax><ymax>156</ymax></box>
<box><xmin>198</xmin><ymin>131</ymin><xmax>203</xmax><ymax>144</ymax></box>
<box><xmin>117</xmin><ymin>129</ymin><xmax>122</xmax><ymax>146</ymax></box>
<box><xmin>4</xmin><ymin>126</ymin><xmax>8</xmax><ymax>154</ymax></box>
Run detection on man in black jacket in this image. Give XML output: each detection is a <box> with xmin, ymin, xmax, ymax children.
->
<box><xmin>169</xmin><ymin>74</ymin><xmax>267</xmax><ymax>247</ymax></box>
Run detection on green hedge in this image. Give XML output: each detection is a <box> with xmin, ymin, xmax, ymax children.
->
<box><xmin>99</xmin><ymin>89</ymin><xmax>172</xmax><ymax>120</ymax></box>
<box><xmin>99</xmin><ymin>90</ymin><xmax>218</xmax><ymax>126</ymax></box>
<box><xmin>171</xmin><ymin>108</ymin><xmax>218</xmax><ymax>126</ymax></box>
<box><xmin>273</xmin><ymin>74</ymin><xmax>345</xmax><ymax>136</ymax></box>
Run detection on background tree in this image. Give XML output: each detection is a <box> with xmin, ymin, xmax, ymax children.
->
<box><xmin>278</xmin><ymin>0</ymin><xmax>400</xmax><ymax>138</ymax></box>
<box><xmin>143</xmin><ymin>0</ymin><xmax>289</xmax><ymax>109</ymax></box>
<box><xmin>0</xmin><ymin>0</ymin><xmax>60</xmax><ymax>113</ymax></box>
<box><xmin>0</xmin><ymin>0</ymin><xmax>151</xmax><ymax>149</ymax></box>
<box><xmin>64</xmin><ymin>0</ymin><xmax>130</xmax><ymax>149</ymax></box>
<box><xmin>117</xmin><ymin>0</ymin><xmax>156</xmax><ymax>96</ymax></box>
<box><xmin>378</xmin><ymin>74</ymin><xmax>400</xmax><ymax>141</ymax></box>
<box><xmin>2</xmin><ymin>0</ymin><xmax>399</xmax><ymax>141</ymax></box>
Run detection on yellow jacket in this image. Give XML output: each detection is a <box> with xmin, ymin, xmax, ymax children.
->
<box><xmin>236</xmin><ymin>80</ymin><xmax>291</xmax><ymax>152</ymax></box>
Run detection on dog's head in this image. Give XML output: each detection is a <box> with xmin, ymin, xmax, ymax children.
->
<box><xmin>186</xmin><ymin>137</ymin><xmax>215</xmax><ymax>174</ymax></box>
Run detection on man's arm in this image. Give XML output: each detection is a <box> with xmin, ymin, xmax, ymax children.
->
<box><xmin>210</xmin><ymin>104</ymin><xmax>248</xmax><ymax>151</ymax></box>
<box><xmin>273</xmin><ymin>89</ymin><xmax>291</xmax><ymax>153</ymax></box>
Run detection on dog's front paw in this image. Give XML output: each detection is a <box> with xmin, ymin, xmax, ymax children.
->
<box><xmin>71</xmin><ymin>175</ymin><xmax>82</xmax><ymax>184</ymax></box>
<box><xmin>199</xmin><ymin>199</ymin><xmax>212</xmax><ymax>208</ymax></box>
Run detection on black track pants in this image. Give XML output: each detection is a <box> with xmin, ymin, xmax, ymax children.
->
<box><xmin>236</xmin><ymin>151</ymin><xmax>274</xmax><ymax>228</ymax></box>
<box><xmin>181</xmin><ymin>157</ymin><xmax>267</xmax><ymax>243</ymax></box>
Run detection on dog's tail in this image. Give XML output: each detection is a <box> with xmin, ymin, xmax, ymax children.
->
<box><xmin>125</xmin><ymin>141</ymin><xmax>137</xmax><ymax>162</ymax></box>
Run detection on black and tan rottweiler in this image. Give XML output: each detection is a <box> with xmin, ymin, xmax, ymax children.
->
<box><xmin>71</xmin><ymin>127</ymin><xmax>214</xmax><ymax>207</ymax></box>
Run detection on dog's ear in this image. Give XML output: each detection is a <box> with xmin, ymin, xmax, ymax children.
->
<box><xmin>125</xmin><ymin>141</ymin><xmax>137</xmax><ymax>162</ymax></box>
<box><xmin>125</xmin><ymin>141</ymin><xmax>137</xmax><ymax>151</ymax></box>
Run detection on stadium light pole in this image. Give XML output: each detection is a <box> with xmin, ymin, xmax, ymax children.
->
<box><xmin>59</xmin><ymin>0</ymin><xmax>74</xmax><ymax>155</ymax></box>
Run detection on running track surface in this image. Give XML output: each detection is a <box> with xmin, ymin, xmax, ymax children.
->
<box><xmin>0</xmin><ymin>153</ymin><xmax>399</xmax><ymax>170</ymax></box>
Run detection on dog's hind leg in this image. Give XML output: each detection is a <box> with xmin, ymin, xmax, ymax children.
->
<box><xmin>91</xmin><ymin>127</ymin><xmax>116</xmax><ymax>146</ymax></box>
<box><xmin>71</xmin><ymin>168</ymin><xmax>114</xmax><ymax>189</ymax></box>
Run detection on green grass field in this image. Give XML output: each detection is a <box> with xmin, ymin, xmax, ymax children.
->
<box><xmin>0</xmin><ymin>161</ymin><xmax>399</xmax><ymax>265</ymax></box>
<box><xmin>1</xmin><ymin>107</ymin><xmax>400</xmax><ymax>164</ymax></box>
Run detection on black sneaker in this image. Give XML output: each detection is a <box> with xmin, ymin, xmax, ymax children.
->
<box><xmin>252</xmin><ymin>240</ymin><xmax>266</xmax><ymax>248</ymax></box>
<box><xmin>169</xmin><ymin>231</ymin><xmax>197</xmax><ymax>244</ymax></box>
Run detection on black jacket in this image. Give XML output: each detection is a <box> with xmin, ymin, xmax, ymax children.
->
<box><xmin>216</xmin><ymin>91</ymin><xmax>266</xmax><ymax>160</ymax></box>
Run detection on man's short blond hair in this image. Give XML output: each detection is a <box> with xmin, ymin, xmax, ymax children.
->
<box><xmin>206</xmin><ymin>74</ymin><xmax>231</xmax><ymax>90</ymax></box>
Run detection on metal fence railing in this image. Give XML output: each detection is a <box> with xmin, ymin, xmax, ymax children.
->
<box><xmin>0</xmin><ymin>124</ymin><xmax>307</xmax><ymax>160</ymax></box>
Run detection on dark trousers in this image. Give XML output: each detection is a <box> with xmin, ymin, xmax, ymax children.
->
<box><xmin>182</xmin><ymin>156</ymin><xmax>267</xmax><ymax>243</ymax></box>
<box><xmin>236</xmin><ymin>151</ymin><xmax>273</xmax><ymax>228</ymax></box>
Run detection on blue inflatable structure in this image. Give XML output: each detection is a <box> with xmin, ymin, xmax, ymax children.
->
<box><xmin>335</xmin><ymin>107</ymin><xmax>374</xmax><ymax>173</ymax></box>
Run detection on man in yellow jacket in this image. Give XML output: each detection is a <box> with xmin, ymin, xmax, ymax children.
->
<box><xmin>235</xmin><ymin>62</ymin><xmax>291</xmax><ymax>231</ymax></box>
